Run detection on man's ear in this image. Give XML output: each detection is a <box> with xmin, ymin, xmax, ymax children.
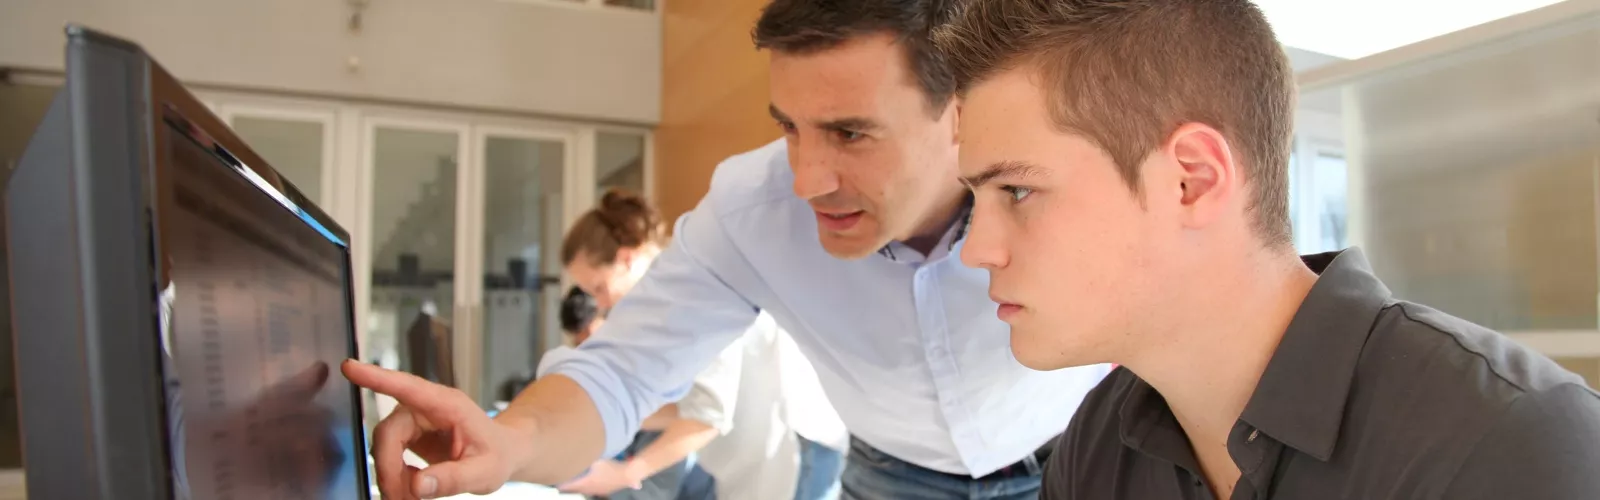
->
<box><xmin>1166</xmin><ymin>122</ymin><xmax>1237</xmax><ymax>228</ymax></box>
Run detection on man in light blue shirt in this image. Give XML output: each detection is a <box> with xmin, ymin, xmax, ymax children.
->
<box><xmin>342</xmin><ymin>1</ymin><xmax>1111</xmax><ymax>498</ymax></box>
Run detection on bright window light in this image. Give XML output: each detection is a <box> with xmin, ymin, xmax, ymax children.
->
<box><xmin>1256</xmin><ymin>0</ymin><xmax>1568</xmax><ymax>59</ymax></box>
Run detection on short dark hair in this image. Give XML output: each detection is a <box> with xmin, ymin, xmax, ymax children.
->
<box><xmin>559</xmin><ymin>287</ymin><xmax>599</xmax><ymax>335</ymax></box>
<box><xmin>934</xmin><ymin>0</ymin><xmax>1296</xmax><ymax>247</ymax></box>
<box><xmin>754</xmin><ymin>0</ymin><xmax>959</xmax><ymax>115</ymax></box>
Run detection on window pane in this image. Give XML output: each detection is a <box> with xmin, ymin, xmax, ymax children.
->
<box><xmin>1313</xmin><ymin>17</ymin><xmax>1600</xmax><ymax>332</ymax></box>
<box><xmin>367</xmin><ymin>127</ymin><xmax>459</xmax><ymax>391</ymax></box>
<box><xmin>596</xmin><ymin>131</ymin><xmax>646</xmax><ymax>197</ymax></box>
<box><xmin>481</xmin><ymin>136</ymin><xmax>565</xmax><ymax>406</ymax></box>
<box><xmin>1313</xmin><ymin>153</ymin><xmax>1348</xmax><ymax>252</ymax></box>
<box><xmin>231</xmin><ymin>116</ymin><xmax>325</xmax><ymax>204</ymax></box>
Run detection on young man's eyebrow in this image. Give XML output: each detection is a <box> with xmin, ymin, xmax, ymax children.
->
<box><xmin>961</xmin><ymin>160</ymin><xmax>1045</xmax><ymax>188</ymax></box>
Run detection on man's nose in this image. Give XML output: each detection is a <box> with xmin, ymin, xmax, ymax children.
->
<box><xmin>790</xmin><ymin>142</ymin><xmax>840</xmax><ymax>200</ymax></box>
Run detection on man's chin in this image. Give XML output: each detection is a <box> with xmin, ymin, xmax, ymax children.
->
<box><xmin>817</xmin><ymin>231</ymin><xmax>884</xmax><ymax>260</ymax></box>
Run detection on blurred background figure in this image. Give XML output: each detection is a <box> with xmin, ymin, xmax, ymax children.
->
<box><xmin>561</xmin><ymin>287</ymin><xmax>604</xmax><ymax>347</ymax></box>
<box><xmin>554</xmin><ymin>284</ymin><xmax>716</xmax><ymax>500</ymax></box>
<box><xmin>544</xmin><ymin>189</ymin><xmax>847</xmax><ymax>500</ymax></box>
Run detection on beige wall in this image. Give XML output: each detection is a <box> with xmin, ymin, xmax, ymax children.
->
<box><xmin>0</xmin><ymin>0</ymin><xmax>661</xmax><ymax>124</ymax></box>
<box><xmin>655</xmin><ymin>0</ymin><xmax>778</xmax><ymax>223</ymax></box>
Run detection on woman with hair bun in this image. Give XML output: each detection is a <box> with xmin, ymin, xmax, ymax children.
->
<box><xmin>547</xmin><ymin>189</ymin><xmax>847</xmax><ymax>500</ymax></box>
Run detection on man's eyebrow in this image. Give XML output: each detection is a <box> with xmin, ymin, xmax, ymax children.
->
<box><xmin>767</xmin><ymin>105</ymin><xmax>880</xmax><ymax>132</ymax></box>
<box><xmin>816</xmin><ymin>117</ymin><xmax>881</xmax><ymax>132</ymax></box>
<box><xmin>961</xmin><ymin>160</ymin><xmax>1045</xmax><ymax>188</ymax></box>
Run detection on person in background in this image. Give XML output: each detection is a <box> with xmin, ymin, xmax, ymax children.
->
<box><xmin>341</xmin><ymin>1</ymin><xmax>1111</xmax><ymax>498</ymax></box>
<box><xmin>556</xmin><ymin>284</ymin><xmax>716</xmax><ymax>500</ymax></box>
<box><xmin>551</xmin><ymin>190</ymin><xmax>848</xmax><ymax>500</ymax></box>
<box><xmin>559</xmin><ymin>286</ymin><xmax>604</xmax><ymax>347</ymax></box>
<box><xmin>933</xmin><ymin>1</ymin><xmax>1600</xmax><ymax>499</ymax></box>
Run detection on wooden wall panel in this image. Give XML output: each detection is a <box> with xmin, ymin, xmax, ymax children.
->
<box><xmin>657</xmin><ymin>0</ymin><xmax>781</xmax><ymax>225</ymax></box>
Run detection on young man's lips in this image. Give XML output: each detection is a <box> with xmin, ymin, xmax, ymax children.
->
<box><xmin>815</xmin><ymin>210</ymin><xmax>864</xmax><ymax>231</ymax></box>
<box><xmin>997</xmin><ymin>303</ymin><xmax>1023</xmax><ymax>321</ymax></box>
<box><xmin>992</xmin><ymin>294</ymin><xmax>1023</xmax><ymax>321</ymax></box>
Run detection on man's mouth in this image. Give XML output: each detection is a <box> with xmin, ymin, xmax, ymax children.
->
<box><xmin>815</xmin><ymin>210</ymin><xmax>865</xmax><ymax>232</ymax></box>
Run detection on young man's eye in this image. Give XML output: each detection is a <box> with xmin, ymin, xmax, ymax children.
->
<box><xmin>835</xmin><ymin>130</ymin><xmax>864</xmax><ymax>142</ymax></box>
<box><xmin>1002</xmin><ymin>185</ymin><xmax>1033</xmax><ymax>203</ymax></box>
<box><xmin>777</xmin><ymin>121</ymin><xmax>797</xmax><ymax>134</ymax></box>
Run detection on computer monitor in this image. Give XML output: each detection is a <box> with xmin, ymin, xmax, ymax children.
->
<box><xmin>6</xmin><ymin>26</ymin><xmax>371</xmax><ymax>500</ymax></box>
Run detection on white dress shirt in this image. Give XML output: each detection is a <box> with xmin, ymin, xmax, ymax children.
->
<box><xmin>538</xmin><ymin>314</ymin><xmax>844</xmax><ymax>499</ymax></box>
<box><xmin>678</xmin><ymin>314</ymin><xmax>846</xmax><ymax>500</ymax></box>
<box><xmin>541</xmin><ymin>139</ymin><xmax>1111</xmax><ymax>476</ymax></box>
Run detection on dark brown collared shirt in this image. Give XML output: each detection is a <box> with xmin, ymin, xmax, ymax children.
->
<box><xmin>1044</xmin><ymin>249</ymin><xmax>1600</xmax><ymax>500</ymax></box>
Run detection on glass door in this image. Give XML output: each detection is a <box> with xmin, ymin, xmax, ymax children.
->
<box><xmin>358</xmin><ymin>118</ymin><xmax>470</xmax><ymax>419</ymax></box>
<box><xmin>473</xmin><ymin>128</ymin><xmax>574</xmax><ymax>407</ymax></box>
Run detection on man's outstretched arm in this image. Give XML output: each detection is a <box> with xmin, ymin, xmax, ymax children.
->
<box><xmin>349</xmin><ymin>198</ymin><xmax>764</xmax><ymax>499</ymax></box>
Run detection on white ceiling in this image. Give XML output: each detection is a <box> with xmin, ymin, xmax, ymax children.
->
<box><xmin>1258</xmin><ymin>0</ymin><xmax>1568</xmax><ymax>59</ymax></box>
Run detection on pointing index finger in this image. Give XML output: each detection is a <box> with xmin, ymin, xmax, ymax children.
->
<box><xmin>340</xmin><ymin>360</ymin><xmax>468</xmax><ymax>419</ymax></box>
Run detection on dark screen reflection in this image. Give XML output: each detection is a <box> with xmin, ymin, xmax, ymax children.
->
<box><xmin>159</xmin><ymin>123</ymin><xmax>365</xmax><ymax>500</ymax></box>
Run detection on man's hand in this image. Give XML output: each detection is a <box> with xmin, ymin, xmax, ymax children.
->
<box><xmin>341</xmin><ymin>360</ymin><xmax>527</xmax><ymax>500</ymax></box>
<box><xmin>556</xmin><ymin>459</ymin><xmax>643</xmax><ymax>497</ymax></box>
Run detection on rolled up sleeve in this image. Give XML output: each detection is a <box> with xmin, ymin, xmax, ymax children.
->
<box><xmin>537</xmin><ymin>200</ymin><xmax>761</xmax><ymax>458</ymax></box>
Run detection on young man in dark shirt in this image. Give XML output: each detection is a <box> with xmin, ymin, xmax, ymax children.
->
<box><xmin>934</xmin><ymin>1</ymin><xmax>1600</xmax><ymax>499</ymax></box>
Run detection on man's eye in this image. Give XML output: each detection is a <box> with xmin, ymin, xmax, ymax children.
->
<box><xmin>777</xmin><ymin>121</ymin><xmax>797</xmax><ymax>134</ymax></box>
<box><xmin>1002</xmin><ymin>186</ymin><xmax>1033</xmax><ymax>203</ymax></box>
<box><xmin>836</xmin><ymin>130</ymin><xmax>864</xmax><ymax>142</ymax></box>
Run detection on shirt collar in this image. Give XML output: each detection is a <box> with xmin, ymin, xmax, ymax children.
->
<box><xmin>1118</xmin><ymin>374</ymin><xmax>1204</xmax><ymax>473</ymax></box>
<box><xmin>1115</xmin><ymin>248</ymin><xmax>1391</xmax><ymax>465</ymax></box>
<box><xmin>1239</xmin><ymin>247</ymin><xmax>1391</xmax><ymax>461</ymax></box>
<box><xmin>877</xmin><ymin>193</ymin><xmax>974</xmax><ymax>264</ymax></box>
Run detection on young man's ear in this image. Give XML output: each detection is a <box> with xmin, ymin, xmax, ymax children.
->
<box><xmin>1166</xmin><ymin>122</ymin><xmax>1238</xmax><ymax>227</ymax></box>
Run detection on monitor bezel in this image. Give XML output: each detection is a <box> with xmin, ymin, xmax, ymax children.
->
<box><xmin>7</xmin><ymin>24</ymin><xmax>371</xmax><ymax>499</ymax></box>
<box><xmin>141</xmin><ymin>30</ymin><xmax>372</xmax><ymax>500</ymax></box>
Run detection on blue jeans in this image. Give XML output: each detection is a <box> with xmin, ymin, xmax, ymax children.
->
<box><xmin>841</xmin><ymin>438</ymin><xmax>1042</xmax><ymax>500</ymax></box>
<box><xmin>795</xmin><ymin>434</ymin><xmax>846</xmax><ymax>500</ymax></box>
<box><xmin>606</xmin><ymin>431</ymin><xmax>718</xmax><ymax>500</ymax></box>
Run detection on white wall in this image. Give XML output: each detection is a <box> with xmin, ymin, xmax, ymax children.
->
<box><xmin>0</xmin><ymin>0</ymin><xmax>661</xmax><ymax>124</ymax></box>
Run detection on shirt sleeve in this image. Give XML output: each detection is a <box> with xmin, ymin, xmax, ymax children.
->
<box><xmin>537</xmin><ymin>198</ymin><xmax>762</xmax><ymax>458</ymax></box>
<box><xmin>1443</xmin><ymin>382</ymin><xmax>1600</xmax><ymax>499</ymax></box>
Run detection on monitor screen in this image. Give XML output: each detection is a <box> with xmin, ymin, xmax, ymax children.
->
<box><xmin>157</xmin><ymin>113</ymin><xmax>365</xmax><ymax>500</ymax></box>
